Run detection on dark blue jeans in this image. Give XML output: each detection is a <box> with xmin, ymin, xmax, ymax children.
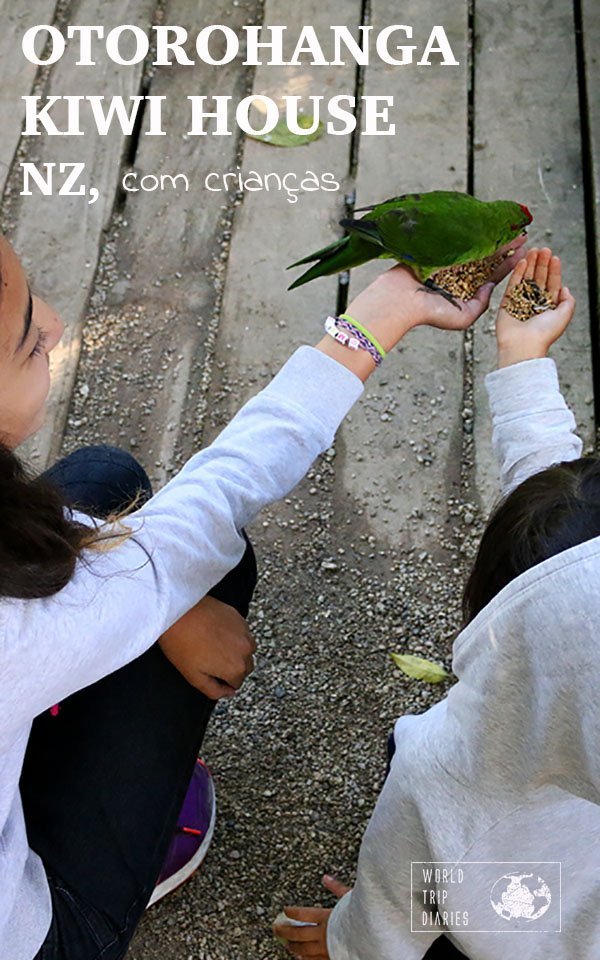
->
<box><xmin>22</xmin><ymin>445</ymin><xmax>257</xmax><ymax>960</ymax></box>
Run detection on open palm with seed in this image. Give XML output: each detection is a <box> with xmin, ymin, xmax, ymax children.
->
<box><xmin>496</xmin><ymin>246</ymin><xmax>576</xmax><ymax>368</ymax></box>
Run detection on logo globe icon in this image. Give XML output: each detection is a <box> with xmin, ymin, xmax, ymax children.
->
<box><xmin>490</xmin><ymin>873</ymin><xmax>552</xmax><ymax>921</ymax></box>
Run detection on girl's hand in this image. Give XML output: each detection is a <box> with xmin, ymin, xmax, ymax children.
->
<box><xmin>273</xmin><ymin>876</ymin><xmax>351</xmax><ymax>959</ymax></box>
<box><xmin>346</xmin><ymin>234</ymin><xmax>527</xmax><ymax>339</ymax></box>
<box><xmin>496</xmin><ymin>247</ymin><xmax>576</xmax><ymax>368</ymax></box>
<box><xmin>410</xmin><ymin>234</ymin><xmax>529</xmax><ymax>332</ymax></box>
<box><xmin>317</xmin><ymin>236</ymin><xmax>528</xmax><ymax>382</ymax></box>
<box><xmin>158</xmin><ymin>595</ymin><xmax>256</xmax><ymax>699</ymax></box>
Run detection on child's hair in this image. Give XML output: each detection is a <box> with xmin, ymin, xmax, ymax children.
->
<box><xmin>463</xmin><ymin>457</ymin><xmax>600</xmax><ymax>625</ymax></box>
<box><xmin>0</xmin><ymin>441</ymin><xmax>144</xmax><ymax>600</ymax></box>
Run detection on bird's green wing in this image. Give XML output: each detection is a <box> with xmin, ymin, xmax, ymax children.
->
<box><xmin>338</xmin><ymin>218</ymin><xmax>387</xmax><ymax>249</ymax></box>
<box><xmin>340</xmin><ymin>210</ymin><xmax>425</xmax><ymax>265</ymax></box>
<box><xmin>341</xmin><ymin>192</ymin><xmax>481</xmax><ymax>267</ymax></box>
<box><xmin>365</xmin><ymin>194</ymin><xmax>501</xmax><ymax>268</ymax></box>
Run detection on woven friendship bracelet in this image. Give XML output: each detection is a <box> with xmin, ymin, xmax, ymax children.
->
<box><xmin>338</xmin><ymin>314</ymin><xmax>387</xmax><ymax>359</ymax></box>
<box><xmin>324</xmin><ymin>315</ymin><xmax>361</xmax><ymax>351</ymax></box>
<box><xmin>325</xmin><ymin>314</ymin><xmax>385</xmax><ymax>367</ymax></box>
<box><xmin>324</xmin><ymin>315</ymin><xmax>384</xmax><ymax>367</ymax></box>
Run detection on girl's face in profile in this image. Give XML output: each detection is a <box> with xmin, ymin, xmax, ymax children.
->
<box><xmin>0</xmin><ymin>236</ymin><xmax>64</xmax><ymax>448</ymax></box>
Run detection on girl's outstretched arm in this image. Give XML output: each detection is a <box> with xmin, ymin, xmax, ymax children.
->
<box><xmin>486</xmin><ymin>248</ymin><xmax>581</xmax><ymax>496</ymax></box>
<box><xmin>0</xmin><ymin>257</ymin><xmax>518</xmax><ymax>742</ymax></box>
<box><xmin>2</xmin><ymin>345</ymin><xmax>360</xmax><ymax>742</ymax></box>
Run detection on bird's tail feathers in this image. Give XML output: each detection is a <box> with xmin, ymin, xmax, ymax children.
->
<box><xmin>287</xmin><ymin>241</ymin><xmax>374</xmax><ymax>290</ymax></box>
<box><xmin>287</xmin><ymin>236</ymin><xmax>348</xmax><ymax>269</ymax></box>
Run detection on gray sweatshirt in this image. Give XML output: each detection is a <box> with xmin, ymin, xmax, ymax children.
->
<box><xmin>0</xmin><ymin>347</ymin><xmax>364</xmax><ymax>960</ymax></box>
<box><xmin>327</xmin><ymin>357</ymin><xmax>593</xmax><ymax>959</ymax></box>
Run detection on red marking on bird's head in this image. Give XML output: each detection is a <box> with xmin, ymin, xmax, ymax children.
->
<box><xmin>518</xmin><ymin>203</ymin><xmax>533</xmax><ymax>224</ymax></box>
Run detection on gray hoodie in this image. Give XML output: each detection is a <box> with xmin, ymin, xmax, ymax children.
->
<box><xmin>0</xmin><ymin>347</ymin><xmax>364</xmax><ymax>960</ymax></box>
<box><xmin>327</xmin><ymin>357</ymin><xmax>595</xmax><ymax>960</ymax></box>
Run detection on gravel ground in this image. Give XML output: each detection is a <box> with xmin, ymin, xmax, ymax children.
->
<box><xmin>121</xmin><ymin>405</ymin><xmax>482</xmax><ymax>959</ymax></box>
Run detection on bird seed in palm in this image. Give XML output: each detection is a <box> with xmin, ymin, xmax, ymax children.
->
<box><xmin>503</xmin><ymin>279</ymin><xmax>555</xmax><ymax>321</ymax></box>
<box><xmin>430</xmin><ymin>250</ymin><xmax>510</xmax><ymax>301</ymax></box>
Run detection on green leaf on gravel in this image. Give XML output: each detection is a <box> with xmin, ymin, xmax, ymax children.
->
<box><xmin>247</xmin><ymin>116</ymin><xmax>325</xmax><ymax>147</ymax></box>
<box><xmin>390</xmin><ymin>653</ymin><xmax>449</xmax><ymax>684</ymax></box>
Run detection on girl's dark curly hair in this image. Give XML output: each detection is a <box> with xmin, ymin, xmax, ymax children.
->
<box><xmin>463</xmin><ymin>457</ymin><xmax>600</xmax><ymax>625</ymax></box>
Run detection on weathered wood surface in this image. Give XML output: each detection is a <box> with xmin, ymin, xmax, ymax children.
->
<box><xmin>205</xmin><ymin>2</ymin><xmax>361</xmax><ymax>418</ymax></box>
<box><xmin>343</xmin><ymin>0</ymin><xmax>469</xmax><ymax>557</ymax></box>
<box><xmin>10</xmin><ymin>0</ymin><xmax>156</xmax><ymax>469</ymax></box>
<box><xmin>0</xmin><ymin>2</ymin><xmax>58</xmax><ymax>195</ymax></box>
<box><xmin>60</xmin><ymin>0</ymin><xmax>259</xmax><ymax>489</ymax></box>
<box><xmin>200</xmin><ymin>0</ymin><xmax>364</xmax><ymax>570</ymax></box>
<box><xmin>472</xmin><ymin>0</ymin><xmax>596</xmax><ymax>513</ymax></box>
<box><xmin>583</xmin><ymin>0</ymin><xmax>600</xmax><ymax>197</ymax></box>
<box><xmin>582</xmin><ymin>0</ymin><xmax>600</xmax><ymax>382</ymax></box>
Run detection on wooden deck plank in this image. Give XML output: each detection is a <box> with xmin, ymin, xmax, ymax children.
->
<box><xmin>204</xmin><ymin>1</ymin><xmax>362</xmax><ymax>426</ymax></box>
<box><xmin>125</xmin><ymin>9</ymin><xmax>364</xmax><ymax>950</ymax></box>
<box><xmin>60</xmin><ymin>0</ymin><xmax>259</xmax><ymax>488</ymax></box>
<box><xmin>0</xmin><ymin>3</ymin><xmax>58</xmax><ymax>196</ymax></box>
<box><xmin>582</xmin><ymin>0</ymin><xmax>600</xmax><ymax>346</ymax></box>
<box><xmin>343</xmin><ymin>0</ymin><xmax>469</xmax><ymax>556</ymax></box>
<box><xmin>472</xmin><ymin>0</ymin><xmax>595</xmax><ymax>513</ymax></box>
<box><xmin>11</xmin><ymin>0</ymin><xmax>156</xmax><ymax>469</ymax></box>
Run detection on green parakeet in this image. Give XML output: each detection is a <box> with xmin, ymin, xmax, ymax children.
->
<box><xmin>286</xmin><ymin>190</ymin><xmax>533</xmax><ymax>291</ymax></box>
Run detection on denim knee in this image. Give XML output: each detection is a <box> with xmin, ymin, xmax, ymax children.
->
<box><xmin>42</xmin><ymin>444</ymin><xmax>153</xmax><ymax>519</ymax></box>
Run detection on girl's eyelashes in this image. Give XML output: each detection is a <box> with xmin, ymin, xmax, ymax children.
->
<box><xmin>30</xmin><ymin>328</ymin><xmax>48</xmax><ymax>359</ymax></box>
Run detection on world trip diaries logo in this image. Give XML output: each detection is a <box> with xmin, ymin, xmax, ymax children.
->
<box><xmin>411</xmin><ymin>862</ymin><xmax>562</xmax><ymax>935</ymax></box>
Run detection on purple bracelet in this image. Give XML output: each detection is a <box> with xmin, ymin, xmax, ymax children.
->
<box><xmin>324</xmin><ymin>315</ymin><xmax>384</xmax><ymax>367</ymax></box>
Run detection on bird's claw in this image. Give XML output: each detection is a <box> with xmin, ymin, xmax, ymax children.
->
<box><xmin>419</xmin><ymin>279</ymin><xmax>463</xmax><ymax>310</ymax></box>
